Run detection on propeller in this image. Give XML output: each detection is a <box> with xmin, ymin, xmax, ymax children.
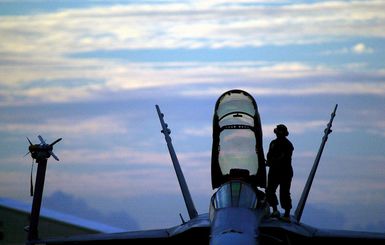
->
<box><xmin>26</xmin><ymin>135</ymin><xmax>62</xmax><ymax>161</ymax></box>
<box><xmin>25</xmin><ymin>135</ymin><xmax>62</xmax><ymax>196</ymax></box>
<box><xmin>24</xmin><ymin>137</ymin><xmax>33</xmax><ymax>157</ymax></box>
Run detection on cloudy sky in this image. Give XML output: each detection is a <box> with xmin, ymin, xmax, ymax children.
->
<box><xmin>1</xmin><ymin>0</ymin><xmax>384</xmax><ymax>233</ymax></box>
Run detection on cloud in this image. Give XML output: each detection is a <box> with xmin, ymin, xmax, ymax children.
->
<box><xmin>0</xmin><ymin>116</ymin><xmax>128</xmax><ymax>136</ymax></box>
<box><xmin>180</xmin><ymin>82</ymin><xmax>385</xmax><ymax>97</ymax></box>
<box><xmin>0</xmin><ymin>1</ymin><xmax>384</xmax><ymax>55</ymax></box>
<box><xmin>352</xmin><ymin>43</ymin><xmax>374</xmax><ymax>54</ymax></box>
<box><xmin>58</xmin><ymin>148</ymin><xmax>171</xmax><ymax>167</ymax></box>
<box><xmin>0</xmin><ymin>171</ymin><xmax>30</xmax><ymax>199</ymax></box>
<box><xmin>183</xmin><ymin>126</ymin><xmax>212</xmax><ymax>137</ymax></box>
<box><xmin>320</xmin><ymin>42</ymin><xmax>374</xmax><ymax>56</ymax></box>
<box><xmin>2</xmin><ymin>57</ymin><xmax>384</xmax><ymax>105</ymax></box>
<box><xmin>44</xmin><ymin>191</ymin><xmax>139</xmax><ymax>230</ymax></box>
<box><xmin>264</xmin><ymin>120</ymin><xmax>326</xmax><ymax>137</ymax></box>
<box><xmin>1</xmin><ymin>1</ymin><xmax>384</xmax><ymax>105</ymax></box>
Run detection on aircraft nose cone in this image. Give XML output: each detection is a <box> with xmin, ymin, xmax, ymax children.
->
<box><xmin>210</xmin><ymin>232</ymin><xmax>257</xmax><ymax>245</ymax></box>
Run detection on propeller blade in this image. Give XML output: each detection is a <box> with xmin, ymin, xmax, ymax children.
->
<box><xmin>25</xmin><ymin>137</ymin><xmax>32</xmax><ymax>157</ymax></box>
<box><xmin>38</xmin><ymin>135</ymin><xmax>46</xmax><ymax>145</ymax></box>
<box><xmin>50</xmin><ymin>138</ymin><xmax>62</xmax><ymax>147</ymax></box>
<box><xmin>27</xmin><ymin>137</ymin><xmax>33</xmax><ymax>146</ymax></box>
<box><xmin>49</xmin><ymin>151</ymin><xmax>60</xmax><ymax>161</ymax></box>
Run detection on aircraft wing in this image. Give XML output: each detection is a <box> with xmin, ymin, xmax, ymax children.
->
<box><xmin>39</xmin><ymin>218</ymin><xmax>385</xmax><ymax>245</ymax></box>
<box><xmin>259</xmin><ymin>217</ymin><xmax>385</xmax><ymax>245</ymax></box>
<box><xmin>35</xmin><ymin>214</ymin><xmax>210</xmax><ymax>244</ymax></box>
<box><xmin>313</xmin><ymin>228</ymin><xmax>385</xmax><ymax>243</ymax></box>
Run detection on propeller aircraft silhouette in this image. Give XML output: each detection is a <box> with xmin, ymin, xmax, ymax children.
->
<box><xmin>24</xmin><ymin>135</ymin><xmax>62</xmax><ymax>241</ymax></box>
<box><xmin>25</xmin><ymin>90</ymin><xmax>385</xmax><ymax>245</ymax></box>
<box><xmin>26</xmin><ymin>135</ymin><xmax>62</xmax><ymax>162</ymax></box>
<box><xmin>25</xmin><ymin>135</ymin><xmax>62</xmax><ymax>197</ymax></box>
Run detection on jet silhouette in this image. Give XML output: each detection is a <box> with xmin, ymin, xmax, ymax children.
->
<box><xmin>26</xmin><ymin>89</ymin><xmax>385</xmax><ymax>245</ymax></box>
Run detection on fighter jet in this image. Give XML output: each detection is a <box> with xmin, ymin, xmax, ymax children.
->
<box><xmin>26</xmin><ymin>89</ymin><xmax>385</xmax><ymax>245</ymax></box>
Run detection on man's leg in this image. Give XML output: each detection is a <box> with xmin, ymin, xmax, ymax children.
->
<box><xmin>266</xmin><ymin>173</ymin><xmax>280</xmax><ymax>217</ymax></box>
<box><xmin>279</xmin><ymin>177</ymin><xmax>292</xmax><ymax>218</ymax></box>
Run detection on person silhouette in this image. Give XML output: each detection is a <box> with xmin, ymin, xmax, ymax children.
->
<box><xmin>266</xmin><ymin>124</ymin><xmax>294</xmax><ymax>221</ymax></box>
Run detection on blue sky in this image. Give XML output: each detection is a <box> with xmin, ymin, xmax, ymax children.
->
<box><xmin>0</xmin><ymin>0</ymin><xmax>384</xmax><ymax>232</ymax></box>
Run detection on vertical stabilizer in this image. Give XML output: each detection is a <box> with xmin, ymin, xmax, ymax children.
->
<box><xmin>156</xmin><ymin>105</ymin><xmax>198</xmax><ymax>220</ymax></box>
<box><xmin>294</xmin><ymin>104</ymin><xmax>338</xmax><ymax>222</ymax></box>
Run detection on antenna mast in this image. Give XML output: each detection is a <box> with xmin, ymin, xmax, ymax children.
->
<box><xmin>26</xmin><ymin>136</ymin><xmax>61</xmax><ymax>242</ymax></box>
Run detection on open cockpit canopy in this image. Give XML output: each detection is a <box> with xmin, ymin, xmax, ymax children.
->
<box><xmin>211</xmin><ymin>90</ymin><xmax>266</xmax><ymax>189</ymax></box>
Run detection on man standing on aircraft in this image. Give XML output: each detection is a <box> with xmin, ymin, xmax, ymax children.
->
<box><xmin>266</xmin><ymin>124</ymin><xmax>294</xmax><ymax>221</ymax></box>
